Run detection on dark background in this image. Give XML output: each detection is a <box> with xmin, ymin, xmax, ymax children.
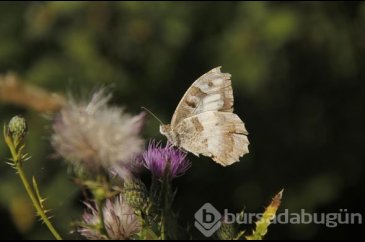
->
<box><xmin>0</xmin><ymin>2</ymin><xmax>364</xmax><ymax>240</ymax></box>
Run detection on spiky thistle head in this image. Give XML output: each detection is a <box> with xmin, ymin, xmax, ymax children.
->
<box><xmin>123</xmin><ymin>179</ymin><xmax>151</xmax><ymax>214</ymax></box>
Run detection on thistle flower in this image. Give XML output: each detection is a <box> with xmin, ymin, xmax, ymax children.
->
<box><xmin>51</xmin><ymin>89</ymin><xmax>145</xmax><ymax>173</ymax></box>
<box><xmin>143</xmin><ymin>140</ymin><xmax>191</xmax><ymax>180</ymax></box>
<box><xmin>79</xmin><ymin>194</ymin><xmax>141</xmax><ymax>240</ymax></box>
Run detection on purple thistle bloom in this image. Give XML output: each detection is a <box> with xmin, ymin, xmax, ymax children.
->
<box><xmin>143</xmin><ymin>140</ymin><xmax>191</xmax><ymax>180</ymax></box>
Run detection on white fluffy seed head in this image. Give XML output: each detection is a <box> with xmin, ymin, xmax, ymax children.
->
<box><xmin>51</xmin><ymin>89</ymin><xmax>145</xmax><ymax>173</ymax></box>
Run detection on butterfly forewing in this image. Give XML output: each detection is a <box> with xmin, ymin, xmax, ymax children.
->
<box><xmin>170</xmin><ymin>66</ymin><xmax>234</xmax><ymax>127</ymax></box>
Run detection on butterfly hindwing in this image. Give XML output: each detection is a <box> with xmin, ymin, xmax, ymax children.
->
<box><xmin>175</xmin><ymin>111</ymin><xmax>249</xmax><ymax>166</ymax></box>
<box><xmin>171</xmin><ymin>67</ymin><xmax>234</xmax><ymax>127</ymax></box>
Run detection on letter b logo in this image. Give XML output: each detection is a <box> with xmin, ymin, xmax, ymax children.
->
<box><xmin>194</xmin><ymin>203</ymin><xmax>222</xmax><ymax>237</ymax></box>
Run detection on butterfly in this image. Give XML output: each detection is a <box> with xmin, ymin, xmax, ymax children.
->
<box><xmin>159</xmin><ymin>67</ymin><xmax>249</xmax><ymax>166</ymax></box>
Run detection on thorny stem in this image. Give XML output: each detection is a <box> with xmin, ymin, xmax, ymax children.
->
<box><xmin>16</xmin><ymin>163</ymin><xmax>63</xmax><ymax>240</ymax></box>
<box><xmin>5</xmin><ymin>135</ymin><xmax>62</xmax><ymax>240</ymax></box>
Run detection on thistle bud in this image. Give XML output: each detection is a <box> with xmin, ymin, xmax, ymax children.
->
<box><xmin>123</xmin><ymin>179</ymin><xmax>150</xmax><ymax>213</ymax></box>
<box><xmin>7</xmin><ymin>116</ymin><xmax>27</xmax><ymax>146</ymax></box>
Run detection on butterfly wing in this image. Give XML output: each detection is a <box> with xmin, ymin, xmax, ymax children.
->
<box><xmin>175</xmin><ymin>111</ymin><xmax>249</xmax><ymax>166</ymax></box>
<box><xmin>171</xmin><ymin>66</ymin><xmax>234</xmax><ymax>128</ymax></box>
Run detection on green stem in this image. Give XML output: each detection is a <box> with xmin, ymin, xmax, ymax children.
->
<box><xmin>160</xmin><ymin>180</ymin><xmax>167</xmax><ymax>240</ymax></box>
<box><xmin>160</xmin><ymin>174</ymin><xmax>171</xmax><ymax>240</ymax></box>
<box><xmin>5</xmin><ymin>131</ymin><xmax>62</xmax><ymax>240</ymax></box>
<box><xmin>90</xmin><ymin>176</ymin><xmax>109</xmax><ymax>239</ymax></box>
<box><xmin>95</xmin><ymin>197</ymin><xmax>108</xmax><ymax>238</ymax></box>
<box><xmin>7</xmin><ymin>138</ymin><xmax>18</xmax><ymax>163</ymax></box>
<box><xmin>15</xmin><ymin>162</ymin><xmax>63</xmax><ymax>240</ymax></box>
<box><xmin>161</xmin><ymin>215</ymin><xmax>166</xmax><ymax>240</ymax></box>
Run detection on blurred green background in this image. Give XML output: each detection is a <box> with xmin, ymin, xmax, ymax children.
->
<box><xmin>0</xmin><ymin>2</ymin><xmax>364</xmax><ymax>240</ymax></box>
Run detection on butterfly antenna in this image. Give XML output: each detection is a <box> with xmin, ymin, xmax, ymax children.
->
<box><xmin>141</xmin><ymin>107</ymin><xmax>164</xmax><ymax>125</ymax></box>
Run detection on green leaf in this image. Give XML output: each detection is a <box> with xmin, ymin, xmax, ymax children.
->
<box><xmin>245</xmin><ymin>190</ymin><xmax>284</xmax><ymax>240</ymax></box>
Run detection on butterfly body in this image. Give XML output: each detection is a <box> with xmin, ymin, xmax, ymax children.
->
<box><xmin>160</xmin><ymin>67</ymin><xmax>249</xmax><ymax>166</ymax></box>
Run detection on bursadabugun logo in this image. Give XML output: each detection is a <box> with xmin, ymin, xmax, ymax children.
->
<box><xmin>194</xmin><ymin>203</ymin><xmax>363</xmax><ymax>238</ymax></box>
<box><xmin>194</xmin><ymin>203</ymin><xmax>222</xmax><ymax>237</ymax></box>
